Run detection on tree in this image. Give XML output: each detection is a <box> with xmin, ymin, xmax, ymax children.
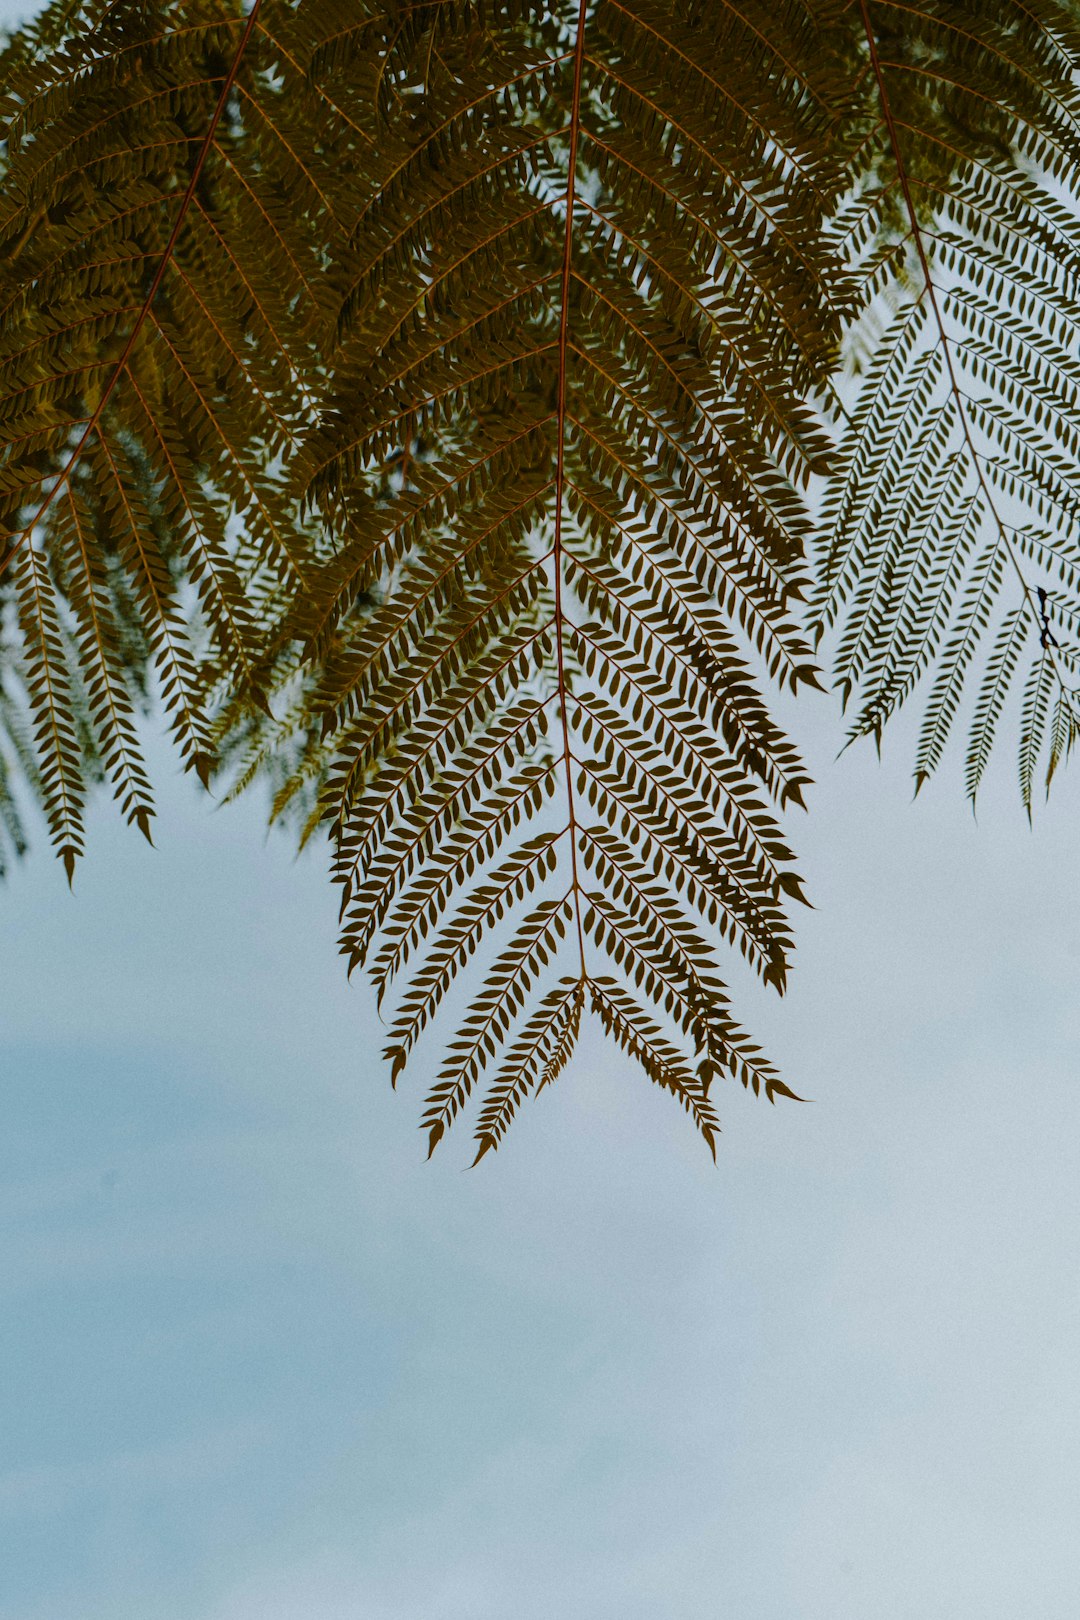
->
<box><xmin>2</xmin><ymin>0</ymin><xmax>1078</xmax><ymax>1158</ymax></box>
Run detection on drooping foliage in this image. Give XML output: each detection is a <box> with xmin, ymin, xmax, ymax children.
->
<box><xmin>818</xmin><ymin>0</ymin><xmax>1080</xmax><ymax>810</ymax></box>
<box><xmin>0</xmin><ymin>0</ymin><xmax>338</xmax><ymax>871</ymax></box>
<box><xmin>274</xmin><ymin>0</ymin><xmax>853</xmax><ymax>1160</ymax></box>
<box><xmin>2</xmin><ymin>0</ymin><xmax>1079</xmax><ymax>1157</ymax></box>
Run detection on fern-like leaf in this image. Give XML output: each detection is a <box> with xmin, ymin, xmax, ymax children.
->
<box><xmin>818</xmin><ymin>0</ymin><xmax>1080</xmax><ymax>812</ymax></box>
<box><xmin>0</xmin><ymin>0</ymin><xmax>336</xmax><ymax>860</ymax></box>
<box><xmin>272</xmin><ymin>0</ymin><xmax>844</xmax><ymax>1155</ymax></box>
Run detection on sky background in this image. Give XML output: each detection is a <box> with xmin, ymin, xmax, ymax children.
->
<box><xmin>3</xmin><ymin>4</ymin><xmax>1080</xmax><ymax>1616</ymax></box>
<box><xmin>5</xmin><ymin>687</ymin><xmax>1080</xmax><ymax>1620</ymax></box>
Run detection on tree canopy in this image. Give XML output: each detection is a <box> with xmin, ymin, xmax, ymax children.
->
<box><xmin>3</xmin><ymin>0</ymin><xmax>1079</xmax><ymax>1158</ymax></box>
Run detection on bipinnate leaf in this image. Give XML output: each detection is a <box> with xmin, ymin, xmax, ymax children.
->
<box><xmin>817</xmin><ymin>0</ymin><xmax>1080</xmax><ymax>815</ymax></box>
<box><xmin>274</xmin><ymin>0</ymin><xmax>841</xmax><ymax>1156</ymax></box>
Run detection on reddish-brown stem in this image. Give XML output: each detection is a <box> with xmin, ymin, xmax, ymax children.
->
<box><xmin>554</xmin><ymin>0</ymin><xmax>592</xmax><ymax>979</ymax></box>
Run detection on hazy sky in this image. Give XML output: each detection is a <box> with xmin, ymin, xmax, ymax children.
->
<box><xmin>3</xmin><ymin>5</ymin><xmax>1080</xmax><ymax>1618</ymax></box>
<box><xmin>6</xmin><ymin>682</ymin><xmax>1080</xmax><ymax>1620</ymax></box>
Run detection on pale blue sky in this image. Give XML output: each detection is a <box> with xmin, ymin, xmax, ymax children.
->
<box><xmin>5</xmin><ymin>690</ymin><xmax>1080</xmax><ymax>1620</ymax></box>
<box><xmin>3</xmin><ymin>4</ymin><xmax>1080</xmax><ymax>1616</ymax></box>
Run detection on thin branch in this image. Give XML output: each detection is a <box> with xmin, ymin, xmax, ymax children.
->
<box><xmin>553</xmin><ymin>0</ymin><xmax>591</xmax><ymax>980</ymax></box>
